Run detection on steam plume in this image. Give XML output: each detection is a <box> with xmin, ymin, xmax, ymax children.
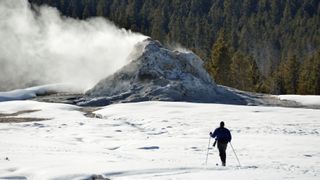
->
<box><xmin>0</xmin><ymin>0</ymin><xmax>147</xmax><ymax>91</ymax></box>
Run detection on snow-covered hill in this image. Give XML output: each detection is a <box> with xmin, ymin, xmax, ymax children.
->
<box><xmin>0</xmin><ymin>100</ymin><xmax>319</xmax><ymax>179</ymax></box>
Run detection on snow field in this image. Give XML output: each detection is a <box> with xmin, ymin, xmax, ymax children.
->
<box><xmin>0</xmin><ymin>101</ymin><xmax>319</xmax><ymax>179</ymax></box>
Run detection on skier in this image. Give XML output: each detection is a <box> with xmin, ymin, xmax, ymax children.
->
<box><xmin>210</xmin><ymin>121</ymin><xmax>232</xmax><ymax>166</ymax></box>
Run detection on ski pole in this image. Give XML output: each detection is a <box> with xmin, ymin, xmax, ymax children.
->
<box><xmin>205</xmin><ymin>136</ymin><xmax>211</xmax><ymax>166</ymax></box>
<box><xmin>230</xmin><ymin>142</ymin><xmax>241</xmax><ymax>167</ymax></box>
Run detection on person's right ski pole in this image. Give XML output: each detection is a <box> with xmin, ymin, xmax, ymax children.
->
<box><xmin>205</xmin><ymin>136</ymin><xmax>211</xmax><ymax>166</ymax></box>
<box><xmin>230</xmin><ymin>142</ymin><xmax>241</xmax><ymax>167</ymax></box>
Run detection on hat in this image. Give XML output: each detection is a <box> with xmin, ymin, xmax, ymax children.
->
<box><xmin>220</xmin><ymin>121</ymin><xmax>225</xmax><ymax>127</ymax></box>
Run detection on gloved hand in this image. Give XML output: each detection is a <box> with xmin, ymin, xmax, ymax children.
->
<box><xmin>209</xmin><ymin>132</ymin><xmax>212</xmax><ymax>136</ymax></box>
<box><xmin>213</xmin><ymin>140</ymin><xmax>217</xmax><ymax>147</ymax></box>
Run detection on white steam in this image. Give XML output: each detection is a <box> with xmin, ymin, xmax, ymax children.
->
<box><xmin>166</xmin><ymin>42</ymin><xmax>192</xmax><ymax>54</ymax></box>
<box><xmin>0</xmin><ymin>0</ymin><xmax>147</xmax><ymax>91</ymax></box>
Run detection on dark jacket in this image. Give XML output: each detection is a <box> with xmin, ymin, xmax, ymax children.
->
<box><xmin>211</xmin><ymin>127</ymin><xmax>232</xmax><ymax>143</ymax></box>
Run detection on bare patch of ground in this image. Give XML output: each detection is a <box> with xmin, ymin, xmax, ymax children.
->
<box><xmin>0</xmin><ymin>117</ymin><xmax>50</xmax><ymax>123</ymax></box>
<box><xmin>0</xmin><ymin>110</ymin><xmax>40</xmax><ymax>116</ymax></box>
<box><xmin>33</xmin><ymin>93</ymin><xmax>84</xmax><ymax>104</ymax></box>
<box><xmin>0</xmin><ymin>110</ymin><xmax>50</xmax><ymax>123</ymax></box>
<box><xmin>78</xmin><ymin>107</ymin><xmax>102</xmax><ymax>118</ymax></box>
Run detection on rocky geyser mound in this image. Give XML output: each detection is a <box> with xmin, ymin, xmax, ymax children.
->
<box><xmin>82</xmin><ymin>39</ymin><xmax>246</xmax><ymax>106</ymax></box>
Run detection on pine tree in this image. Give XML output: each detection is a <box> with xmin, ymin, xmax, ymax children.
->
<box><xmin>272</xmin><ymin>65</ymin><xmax>286</xmax><ymax>94</ymax></box>
<box><xmin>67</xmin><ymin>0</ymin><xmax>83</xmax><ymax>18</ymax></box>
<box><xmin>126</xmin><ymin>0</ymin><xmax>143</xmax><ymax>31</ymax></box>
<box><xmin>96</xmin><ymin>0</ymin><xmax>109</xmax><ymax>17</ymax></box>
<box><xmin>150</xmin><ymin>8</ymin><xmax>168</xmax><ymax>40</ymax></box>
<box><xmin>230</xmin><ymin>52</ymin><xmax>251</xmax><ymax>90</ymax></box>
<box><xmin>207</xmin><ymin>31</ymin><xmax>232</xmax><ymax>86</ymax></box>
<box><xmin>283</xmin><ymin>55</ymin><xmax>300</xmax><ymax>94</ymax></box>
<box><xmin>298</xmin><ymin>51</ymin><xmax>320</xmax><ymax>94</ymax></box>
<box><xmin>230</xmin><ymin>52</ymin><xmax>260</xmax><ymax>91</ymax></box>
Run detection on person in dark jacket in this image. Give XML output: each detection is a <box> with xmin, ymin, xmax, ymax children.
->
<box><xmin>210</xmin><ymin>121</ymin><xmax>232</xmax><ymax>166</ymax></box>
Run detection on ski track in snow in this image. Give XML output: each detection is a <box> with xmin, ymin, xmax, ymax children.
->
<box><xmin>0</xmin><ymin>101</ymin><xmax>319</xmax><ymax>179</ymax></box>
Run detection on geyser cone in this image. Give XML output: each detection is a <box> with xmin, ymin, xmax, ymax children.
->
<box><xmin>84</xmin><ymin>39</ymin><xmax>246</xmax><ymax>106</ymax></box>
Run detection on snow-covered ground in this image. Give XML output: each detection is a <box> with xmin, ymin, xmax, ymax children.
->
<box><xmin>0</xmin><ymin>100</ymin><xmax>319</xmax><ymax>179</ymax></box>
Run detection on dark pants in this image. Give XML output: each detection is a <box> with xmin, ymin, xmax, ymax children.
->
<box><xmin>217</xmin><ymin>141</ymin><xmax>228</xmax><ymax>166</ymax></box>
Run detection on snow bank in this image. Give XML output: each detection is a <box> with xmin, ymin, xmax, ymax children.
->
<box><xmin>0</xmin><ymin>100</ymin><xmax>79</xmax><ymax>115</ymax></box>
<box><xmin>0</xmin><ymin>84</ymin><xmax>80</xmax><ymax>102</ymax></box>
<box><xmin>278</xmin><ymin>95</ymin><xmax>320</xmax><ymax>106</ymax></box>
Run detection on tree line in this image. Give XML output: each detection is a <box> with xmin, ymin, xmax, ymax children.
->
<box><xmin>28</xmin><ymin>0</ymin><xmax>320</xmax><ymax>94</ymax></box>
<box><xmin>209</xmin><ymin>31</ymin><xmax>320</xmax><ymax>94</ymax></box>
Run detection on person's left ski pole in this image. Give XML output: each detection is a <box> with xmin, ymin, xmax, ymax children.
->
<box><xmin>205</xmin><ymin>135</ymin><xmax>211</xmax><ymax>166</ymax></box>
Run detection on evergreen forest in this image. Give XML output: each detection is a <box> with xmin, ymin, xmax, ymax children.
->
<box><xmin>29</xmin><ymin>0</ymin><xmax>320</xmax><ymax>95</ymax></box>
